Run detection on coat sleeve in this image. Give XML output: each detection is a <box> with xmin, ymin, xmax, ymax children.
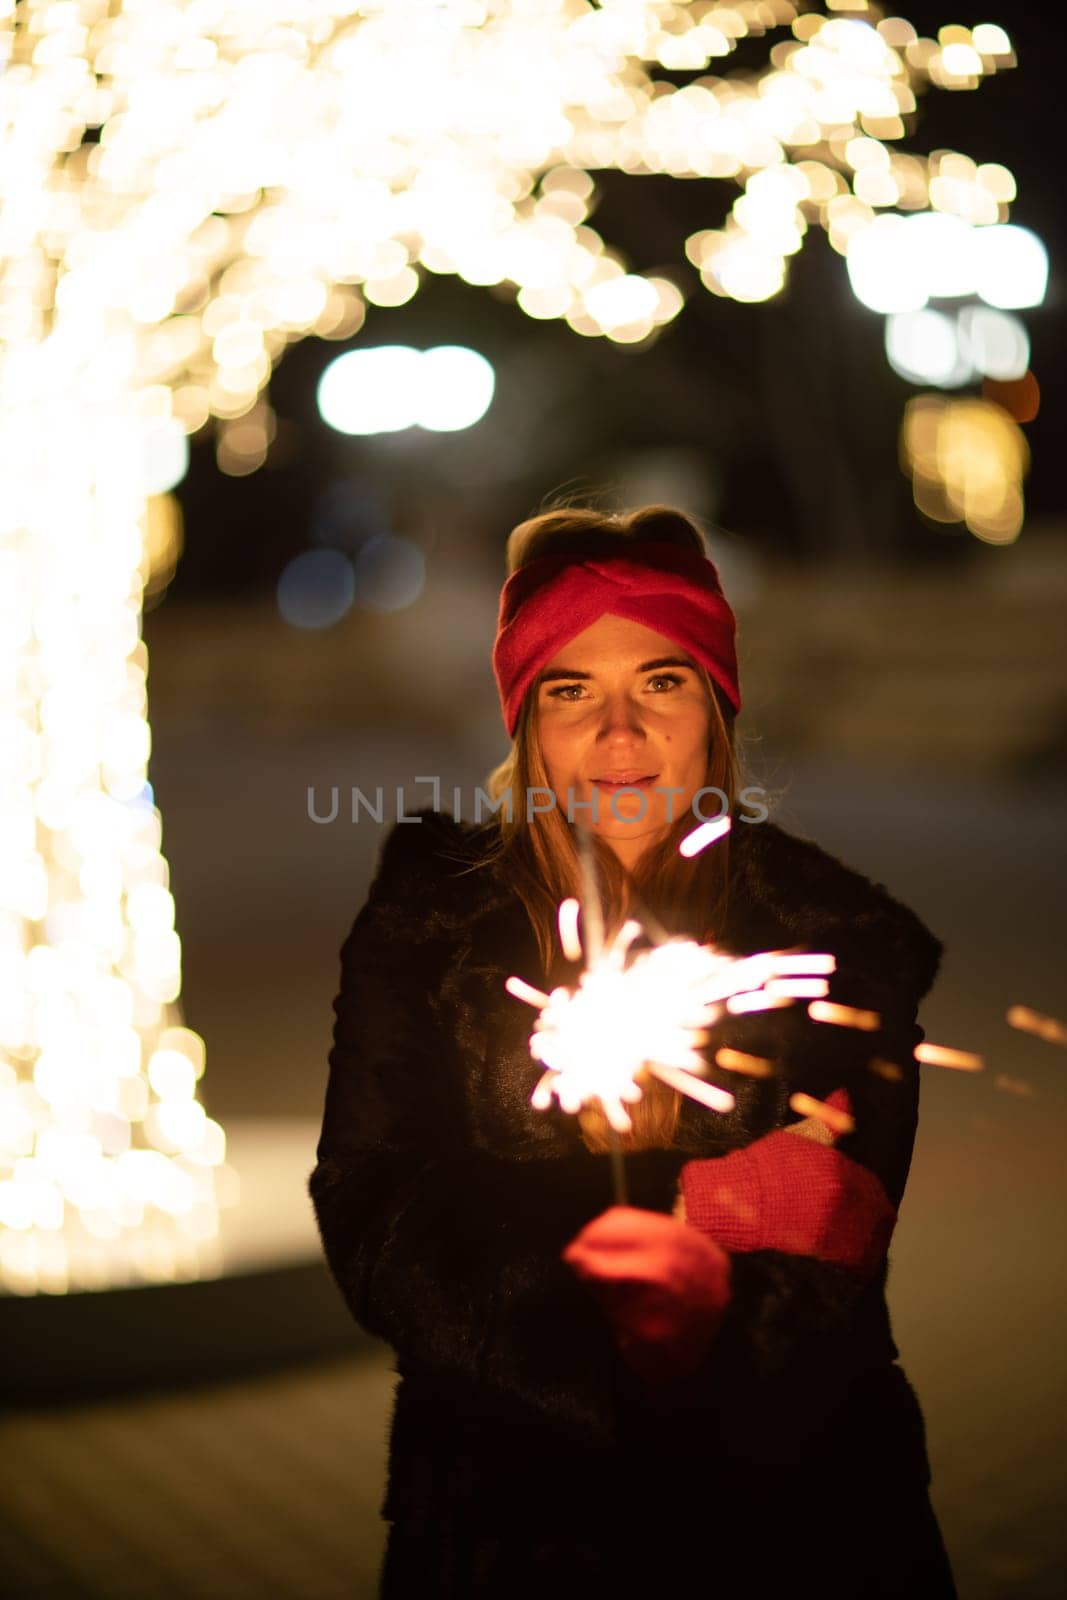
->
<box><xmin>307</xmin><ymin>819</ymin><xmax>686</xmax><ymax>1448</ymax></box>
<box><xmin>652</xmin><ymin>887</ymin><xmax>945</xmax><ymax>1466</ymax></box>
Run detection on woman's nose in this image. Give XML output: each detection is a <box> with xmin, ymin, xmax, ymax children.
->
<box><xmin>597</xmin><ymin>692</ymin><xmax>646</xmax><ymax>737</ymax></box>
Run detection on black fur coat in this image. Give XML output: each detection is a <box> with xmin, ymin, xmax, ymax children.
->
<box><xmin>309</xmin><ymin>809</ymin><xmax>959</xmax><ymax>1598</ymax></box>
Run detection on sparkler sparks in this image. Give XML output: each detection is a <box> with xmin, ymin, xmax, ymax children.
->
<box><xmin>714</xmin><ymin>1047</ymin><xmax>775</xmax><ymax>1080</ymax></box>
<box><xmin>992</xmin><ymin>1075</ymin><xmax>1035</xmax><ymax>1099</ymax></box>
<box><xmin>808</xmin><ymin>999</ymin><xmax>882</xmax><ymax>1032</ymax></box>
<box><xmin>510</xmin><ymin>929</ymin><xmax>842</xmax><ymax>1133</ymax></box>
<box><xmin>507</xmin><ymin>815</ymin><xmax>1042</xmax><ymax>1211</ymax></box>
<box><xmin>679</xmin><ymin>816</ymin><xmax>732</xmax><ymax>857</ymax></box>
<box><xmin>506</xmin><ymin>822</ymin><xmax>838</xmax><ymax>1139</ymax></box>
<box><xmin>789</xmin><ymin>1091</ymin><xmax>856</xmax><ymax>1137</ymax></box>
<box><xmin>1006</xmin><ymin>1005</ymin><xmax>1067</xmax><ymax>1048</ymax></box>
<box><xmin>914</xmin><ymin>1041</ymin><xmax>984</xmax><ymax>1071</ymax></box>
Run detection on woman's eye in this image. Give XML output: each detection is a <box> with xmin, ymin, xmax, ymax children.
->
<box><xmin>546</xmin><ymin>673</ymin><xmax>685</xmax><ymax>701</ymax></box>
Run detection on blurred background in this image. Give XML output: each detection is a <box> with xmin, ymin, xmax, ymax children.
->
<box><xmin>1</xmin><ymin>1</ymin><xmax>1065</xmax><ymax>1596</ymax></box>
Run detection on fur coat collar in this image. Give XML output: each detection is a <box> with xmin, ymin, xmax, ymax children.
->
<box><xmin>386</xmin><ymin>805</ymin><xmax>943</xmax><ymax>1003</ymax></box>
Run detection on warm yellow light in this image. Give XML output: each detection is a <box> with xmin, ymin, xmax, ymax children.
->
<box><xmin>901</xmin><ymin>394</ymin><xmax>1029</xmax><ymax>545</ymax></box>
<box><xmin>971</xmin><ymin>24</ymin><xmax>1012</xmax><ymax>59</ymax></box>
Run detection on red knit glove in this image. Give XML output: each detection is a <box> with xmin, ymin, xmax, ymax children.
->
<box><xmin>562</xmin><ymin>1206</ymin><xmax>732</xmax><ymax>1385</ymax></box>
<box><xmin>679</xmin><ymin>1090</ymin><xmax>897</xmax><ymax>1279</ymax></box>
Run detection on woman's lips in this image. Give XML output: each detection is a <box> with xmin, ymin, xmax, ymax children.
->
<box><xmin>592</xmin><ymin>774</ymin><xmax>659</xmax><ymax>792</ymax></box>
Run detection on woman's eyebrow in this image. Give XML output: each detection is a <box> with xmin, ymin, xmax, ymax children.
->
<box><xmin>537</xmin><ymin>655</ymin><xmax>696</xmax><ymax>683</ymax></box>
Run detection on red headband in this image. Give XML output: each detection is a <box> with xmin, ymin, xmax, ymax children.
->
<box><xmin>492</xmin><ymin>543</ymin><xmax>741</xmax><ymax>738</ymax></box>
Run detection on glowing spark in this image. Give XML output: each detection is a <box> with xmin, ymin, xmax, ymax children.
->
<box><xmin>726</xmin><ymin>992</ymin><xmax>795</xmax><ymax>1014</ymax></box>
<box><xmin>558</xmin><ymin>898</ymin><xmax>583</xmax><ymax>962</ymax></box>
<box><xmin>510</xmin><ymin>894</ymin><xmax>836</xmax><ymax>1132</ymax></box>
<box><xmin>769</xmin><ymin>953</ymin><xmax>837</xmax><ymax>975</ymax></box>
<box><xmin>914</xmin><ymin>1042</ymin><xmax>984</xmax><ymax>1071</ymax></box>
<box><xmin>993</xmin><ymin>1075</ymin><xmax>1036</xmax><ymax>1098</ymax></box>
<box><xmin>789</xmin><ymin>1092</ymin><xmax>856</xmax><ymax>1137</ymax></box>
<box><xmin>808</xmin><ymin>1000</ymin><xmax>882</xmax><ymax>1032</ymax></box>
<box><xmin>868</xmin><ymin>1057</ymin><xmax>905</xmax><ymax>1083</ymax></box>
<box><xmin>1006</xmin><ymin>1005</ymin><xmax>1067</xmax><ymax>1047</ymax></box>
<box><xmin>679</xmin><ymin>816</ymin><xmax>732</xmax><ymax>857</ymax></box>
<box><xmin>715</xmin><ymin>1047</ymin><xmax>775</xmax><ymax>1079</ymax></box>
<box><xmin>652</xmin><ymin>1061</ymin><xmax>735</xmax><ymax>1114</ymax></box>
<box><xmin>765</xmin><ymin>977</ymin><xmax>831</xmax><ymax>999</ymax></box>
<box><xmin>520</xmin><ymin>930</ymin><xmax>744</xmax><ymax>1133</ymax></box>
<box><xmin>505</xmin><ymin>976</ymin><xmax>552</xmax><ymax>1009</ymax></box>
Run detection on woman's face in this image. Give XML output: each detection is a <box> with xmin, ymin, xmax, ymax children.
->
<box><xmin>534</xmin><ymin>614</ymin><xmax>714</xmax><ymax>870</ymax></box>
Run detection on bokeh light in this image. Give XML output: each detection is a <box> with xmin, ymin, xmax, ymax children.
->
<box><xmin>958</xmin><ymin>307</ymin><xmax>1029</xmax><ymax>382</ymax></box>
<box><xmin>142</xmin><ymin>419</ymin><xmax>191</xmax><ymax>497</ymax></box>
<box><xmin>847</xmin><ymin>214</ymin><xmax>1048</xmax><ymax>315</ymax></box>
<box><xmin>983</xmin><ymin>371</ymin><xmax>1041</xmax><ymax>426</ymax></box>
<box><xmin>901</xmin><ymin>394</ymin><xmax>1029</xmax><ymax>545</ymax></box>
<box><xmin>417</xmin><ymin>346</ymin><xmax>496</xmax><ymax>432</ymax></box>
<box><xmin>277</xmin><ymin>548</ymin><xmax>357</xmax><ymax>629</ymax></box>
<box><xmin>351</xmin><ymin>535</ymin><xmax>426</xmax><ymax>613</ymax></box>
<box><xmin>310</xmin><ymin>482</ymin><xmax>391</xmax><ymax>550</ymax></box>
<box><xmin>317</xmin><ymin>344</ymin><xmax>495</xmax><ymax>435</ymax></box>
<box><xmin>847</xmin><ymin>217</ymin><xmax>929</xmax><ymax>313</ymax></box>
<box><xmin>971</xmin><ymin>225</ymin><xmax>1049</xmax><ymax>310</ymax></box>
<box><xmin>886</xmin><ymin>309</ymin><xmax>973</xmax><ymax>389</ymax></box>
<box><xmin>885</xmin><ymin>305</ymin><xmax>1033</xmax><ymax>391</ymax></box>
<box><xmin>318</xmin><ymin>347</ymin><xmax>424</xmax><ymax>435</ymax></box>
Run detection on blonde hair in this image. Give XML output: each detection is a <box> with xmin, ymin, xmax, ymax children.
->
<box><xmin>476</xmin><ymin>503</ymin><xmax>744</xmax><ymax>1155</ymax></box>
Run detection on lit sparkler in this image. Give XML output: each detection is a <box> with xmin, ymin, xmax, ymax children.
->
<box><xmin>505</xmin><ymin>819</ymin><xmax>838</xmax><ymax>1198</ymax></box>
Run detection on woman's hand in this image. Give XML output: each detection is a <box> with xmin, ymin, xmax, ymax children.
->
<box><xmin>673</xmin><ymin>1087</ymin><xmax>848</xmax><ymax>1223</ymax></box>
<box><xmin>562</xmin><ymin>1206</ymin><xmax>732</xmax><ymax>1385</ymax></box>
<box><xmin>676</xmin><ymin>1088</ymin><xmax>898</xmax><ymax>1278</ymax></box>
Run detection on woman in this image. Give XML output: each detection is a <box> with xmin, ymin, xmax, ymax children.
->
<box><xmin>309</xmin><ymin>505</ymin><xmax>957</xmax><ymax>1598</ymax></box>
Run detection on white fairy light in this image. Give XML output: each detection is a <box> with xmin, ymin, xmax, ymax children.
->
<box><xmin>971</xmin><ymin>225</ymin><xmax>1049</xmax><ymax>311</ymax></box>
<box><xmin>885</xmin><ymin>309</ymin><xmax>974</xmax><ymax>389</ymax></box>
<box><xmin>314</xmin><ymin>342</ymin><xmax>499</xmax><ymax>435</ymax></box>
<box><xmin>957</xmin><ymin>307</ymin><xmax>1029</xmax><ymax>382</ymax></box>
